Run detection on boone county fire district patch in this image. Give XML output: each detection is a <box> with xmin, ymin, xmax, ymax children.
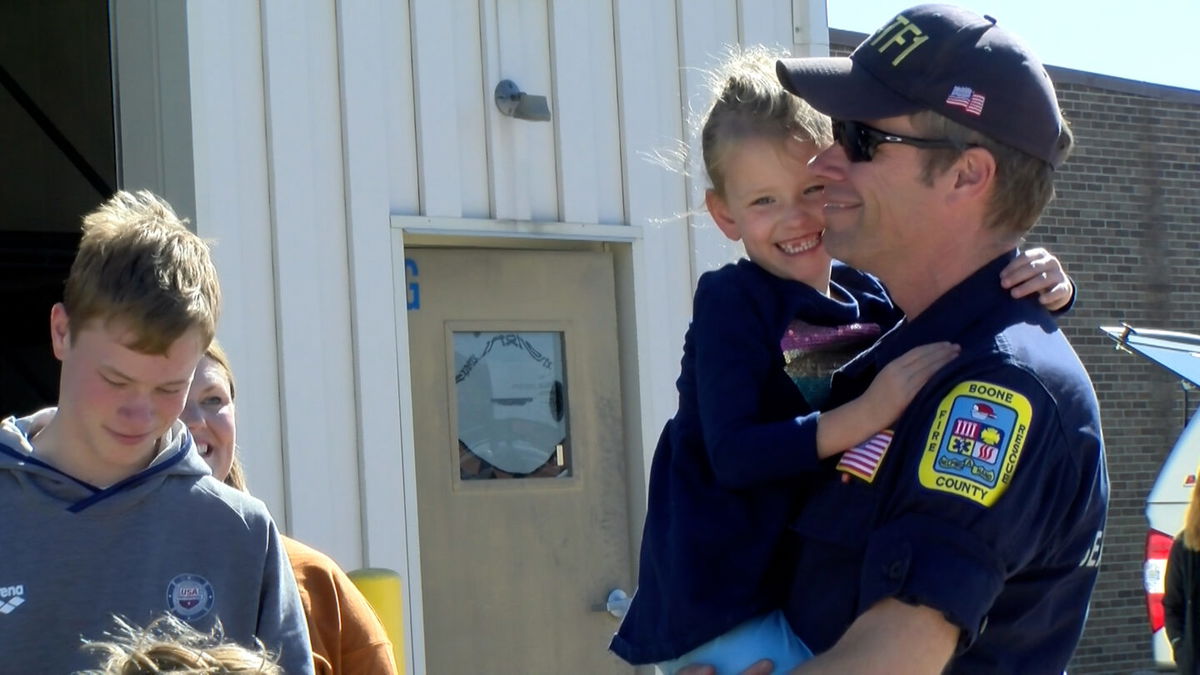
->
<box><xmin>919</xmin><ymin>381</ymin><xmax>1032</xmax><ymax>507</ymax></box>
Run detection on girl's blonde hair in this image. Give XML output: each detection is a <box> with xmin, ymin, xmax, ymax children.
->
<box><xmin>1183</xmin><ymin>480</ymin><xmax>1200</xmax><ymax>551</ymax></box>
<box><xmin>81</xmin><ymin>614</ymin><xmax>281</xmax><ymax>674</ymax></box>
<box><xmin>698</xmin><ymin>45</ymin><xmax>831</xmax><ymax>197</ymax></box>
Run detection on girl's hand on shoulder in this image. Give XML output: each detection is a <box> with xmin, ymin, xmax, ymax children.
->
<box><xmin>862</xmin><ymin>342</ymin><xmax>961</xmax><ymax>425</ymax></box>
<box><xmin>1001</xmin><ymin>247</ymin><xmax>1073</xmax><ymax>311</ymax></box>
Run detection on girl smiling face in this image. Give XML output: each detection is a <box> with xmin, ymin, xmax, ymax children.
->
<box><xmin>706</xmin><ymin>135</ymin><xmax>833</xmax><ymax>293</ymax></box>
<box><xmin>180</xmin><ymin>355</ymin><xmax>236</xmax><ymax>482</ymax></box>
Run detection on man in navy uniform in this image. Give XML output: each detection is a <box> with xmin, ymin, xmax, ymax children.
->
<box><xmin>742</xmin><ymin>4</ymin><xmax>1108</xmax><ymax>673</ymax></box>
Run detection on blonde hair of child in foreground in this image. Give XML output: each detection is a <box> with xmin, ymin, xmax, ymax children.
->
<box><xmin>80</xmin><ymin>614</ymin><xmax>281</xmax><ymax>674</ymax></box>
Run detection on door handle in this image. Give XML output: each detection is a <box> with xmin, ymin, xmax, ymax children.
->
<box><xmin>598</xmin><ymin>588</ymin><xmax>630</xmax><ymax>619</ymax></box>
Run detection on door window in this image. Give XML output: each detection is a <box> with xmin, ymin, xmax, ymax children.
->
<box><xmin>454</xmin><ymin>331</ymin><xmax>571</xmax><ymax>480</ymax></box>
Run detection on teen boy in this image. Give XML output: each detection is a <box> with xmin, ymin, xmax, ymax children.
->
<box><xmin>0</xmin><ymin>191</ymin><xmax>314</xmax><ymax>673</ymax></box>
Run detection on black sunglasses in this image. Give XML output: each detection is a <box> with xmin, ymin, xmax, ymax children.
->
<box><xmin>832</xmin><ymin>119</ymin><xmax>970</xmax><ymax>162</ymax></box>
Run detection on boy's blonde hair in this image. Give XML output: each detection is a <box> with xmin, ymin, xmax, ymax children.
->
<box><xmin>64</xmin><ymin>190</ymin><xmax>221</xmax><ymax>354</ymax></box>
<box><xmin>81</xmin><ymin>614</ymin><xmax>281</xmax><ymax>674</ymax></box>
<box><xmin>699</xmin><ymin>46</ymin><xmax>832</xmax><ymax>197</ymax></box>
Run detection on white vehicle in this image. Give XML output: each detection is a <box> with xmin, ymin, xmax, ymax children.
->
<box><xmin>1102</xmin><ymin>324</ymin><xmax>1200</xmax><ymax>668</ymax></box>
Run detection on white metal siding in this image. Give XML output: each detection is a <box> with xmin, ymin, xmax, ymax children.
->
<box><xmin>382</xmin><ymin>0</ymin><xmax>421</xmax><ymax>215</ymax></box>
<box><xmin>549</xmin><ymin>1</ymin><xmax>624</xmax><ymax>225</ymax></box>
<box><xmin>186</xmin><ymin>0</ymin><xmax>288</xmax><ymax>523</ymax></box>
<box><xmin>410</xmin><ymin>0</ymin><xmax>490</xmax><ymax>217</ymax></box>
<box><xmin>181</xmin><ymin>3</ymin><xmax>819</xmax><ymax>673</ymax></box>
<box><xmin>258</xmin><ymin>0</ymin><xmax>363</xmax><ymax>567</ymax></box>
<box><xmin>407</xmin><ymin>0</ymin><xmax>626</xmax><ymax>224</ymax></box>
<box><xmin>610</xmin><ymin>0</ymin><xmax>696</xmax><ymax>501</ymax></box>
<box><xmin>336</xmin><ymin>0</ymin><xmax>417</xmax><ymax>664</ymax></box>
<box><xmin>481</xmin><ymin>0</ymin><xmax>557</xmax><ymax>220</ymax></box>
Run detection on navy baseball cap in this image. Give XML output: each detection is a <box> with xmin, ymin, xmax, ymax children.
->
<box><xmin>777</xmin><ymin>4</ymin><xmax>1070</xmax><ymax>168</ymax></box>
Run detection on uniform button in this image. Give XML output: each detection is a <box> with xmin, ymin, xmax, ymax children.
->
<box><xmin>886</xmin><ymin>560</ymin><xmax>905</xmax><ymax>580</ymax></box>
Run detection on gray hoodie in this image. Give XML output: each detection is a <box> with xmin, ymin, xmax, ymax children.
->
<box><xmin>0</xmin><ymin>410</ymin><xmax>315</xmax><ymax>674</ymax></box>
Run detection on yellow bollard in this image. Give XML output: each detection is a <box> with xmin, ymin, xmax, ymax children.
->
<box><xmin>348</xmin><ymin>568</ymin><xmax>405</xmax><ymax>674</ymax></box>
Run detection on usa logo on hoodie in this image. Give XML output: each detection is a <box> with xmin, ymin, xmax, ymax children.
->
<box><xmin>166</xmin><ymin>574</ymin><xmax>215</xmax><ymax>621</ymax></box>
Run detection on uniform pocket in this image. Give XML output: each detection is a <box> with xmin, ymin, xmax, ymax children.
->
<box><xmin>782</xmin><ymin>474</ymin><xmax>880</xmax><ymax>653</ymax></box>
<box><xmin>788</xmin><ymin>474</ymin><xmax>879</xmax><ymax>551</ymax></box>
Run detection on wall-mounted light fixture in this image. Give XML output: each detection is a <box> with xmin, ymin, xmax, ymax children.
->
<box><xmin>494</xmin><ymin>79</ymin><xmax>551</xmax><ymax>122</ymax></box>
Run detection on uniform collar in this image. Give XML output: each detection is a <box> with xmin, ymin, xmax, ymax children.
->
<box><xmin>845</xmin><ymin>250</ymin><xmax>1022</xmax><ymax>378</ymax></box>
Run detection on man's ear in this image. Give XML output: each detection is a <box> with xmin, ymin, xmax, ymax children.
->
<box><xmin>705</xmin><ymin>189</ymin><xmax>741</xmax><ymax>242</ymax></box>
<box><xmin>50</xmin><ymin>303</ymin><xmax>72</xmax><ymax>360</ymax></box>
<box><xmin>949</xmin><ymin>146</ymin><xmax>996</xmax><ymax>201</ymax></box>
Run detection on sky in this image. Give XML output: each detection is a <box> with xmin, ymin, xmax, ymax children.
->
<box><xmin>826</xmin><ymin>1</ymin><xmax>1200</xmax><ymax>92</ymax></box>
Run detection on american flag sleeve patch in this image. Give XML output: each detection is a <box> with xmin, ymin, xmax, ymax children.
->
<box><xmin>837</xmin><ymin>430</ymin><xmax>894</xmax><ymax>483</ymax></box>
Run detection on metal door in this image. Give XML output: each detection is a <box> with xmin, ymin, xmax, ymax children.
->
<box><xmin>406</xmin><ymin>248</ymin><xmax>634</xmax><ymax>673</ymax></box>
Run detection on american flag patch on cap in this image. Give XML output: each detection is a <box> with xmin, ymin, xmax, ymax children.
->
<box><xmin>837</xmin><ymin>430</ymin><xmax>894</xmax><ymax>483</ymax></box>
<box><xmin>945</xmin><ymin>85</ymin><xmax>986</xmax><ymax>116</ymax></box>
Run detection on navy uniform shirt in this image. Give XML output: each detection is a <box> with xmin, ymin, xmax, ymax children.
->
<box><xmin>782</xmin><ymin>252</ymin><xmax>1108</xmax><ymax>674</ymax></box>
<box><xmin>611</xmin><ymin>259</ymin><xmax>902</xmax><ymax>665</ymax></box>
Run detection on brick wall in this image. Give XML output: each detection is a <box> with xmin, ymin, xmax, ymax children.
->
<box><xmin>1051</xmin><ymin>73</ymin><xmax>1200</xmax><ymax>674</ymax></box>
<box><xmin>831</xmin><ymin>30</ymin><xmax>1200</xmax><ymax>674</ymax></box>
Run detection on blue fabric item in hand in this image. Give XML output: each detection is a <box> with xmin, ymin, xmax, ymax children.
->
<box><xmin>658</xmin><ymin>610</ymin><xmax>813</xmax><ymax>675</ymax></box>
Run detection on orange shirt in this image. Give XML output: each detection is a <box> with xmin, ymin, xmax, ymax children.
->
<box><xmin>283</xmin><ymin>537</ymin><xmax>399</xmax><ymax>675</ymax></box>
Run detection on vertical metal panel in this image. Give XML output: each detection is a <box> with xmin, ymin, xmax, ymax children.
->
<box><xmin>381</xmin><ymin>0</ymin><xmax>421</xmax><ymax>214</ymax></box>
<box><xmin>260</xmin><ymin>0</ymin><xmax>362</xmax><ymax>566</ymax></box>
<box><xmin>112</xmin><ymin>0</ymin><xmax>196</xmax><ymax>221</ymax></box>
<box><xmin>792</xmin><ymin>0</ymin><xmax>830</xmax><ymax>56</ymax></box>
<box><xmin>738</xmin><ymin>0</ymin><xmax>795</xmax><ymax>51</ymax></box>
<box><xmin>480</xmin><ymin>0</ymin><xmax>558</xmax><ymax>221</ymax></box>
<box><xmin>185</xmin><ymin>0</ymin><xmax>287</xmax><ymax>522</ymax></box>
<box><xmin>407</xmin><ymin>0</ymin><xmax>460</xmax><ymax>216</ymax></box>
<box><xmin>612</xmin><ymin>0</ymin><xmax>696</xmax><ymax>538</ymax></box>
<box><xmin>548</xmin><ymin>0</ymin><xmax>623</xmax><ymax>224</ymax></box>
<box><xmin>451</xmin><ymin>0</ymin><xmax>492</xmax><ymax>217</ymax></box>
<box><xmin>675</xmin><ymin>0</ymin><xmax>744</xmax><ymax>277</ymax></box>
<box><xmin>336</xmin><ymin>0</ymin><xmax>421</xmax><ymax>670</ymax></box>
<box><xmin>409</xmin><ymin>0</ymin><xmax>489</xmax><ymax>217</ymax></box>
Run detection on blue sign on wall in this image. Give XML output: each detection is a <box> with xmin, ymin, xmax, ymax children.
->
<box><xmin>405</xmin><ymin>257</ymin><xmax>420</xmax><ymax>310</ymax></box>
